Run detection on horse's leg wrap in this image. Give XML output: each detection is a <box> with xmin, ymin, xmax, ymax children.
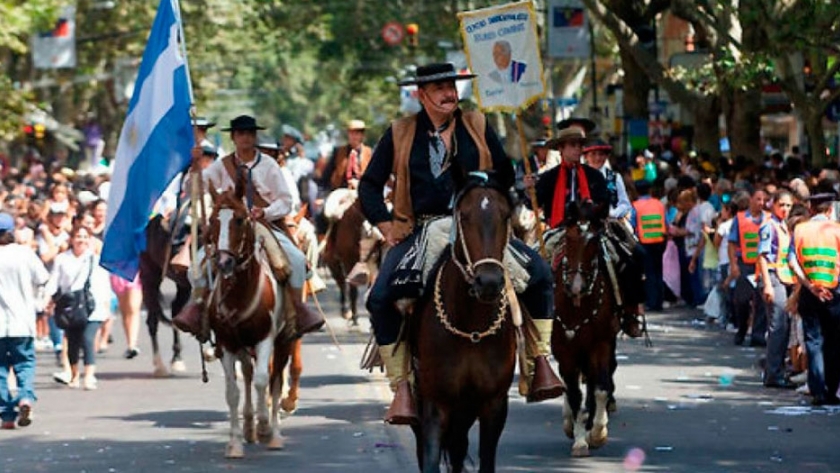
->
<box><xmin>525</xmin><ymin>319</ymin><xmax>565</xmax><ymax>403</ymax></box>
<box><xmin>378</xmin><ymin>343</ymin><xmax>418</xmax><ymax>425</ymax></box>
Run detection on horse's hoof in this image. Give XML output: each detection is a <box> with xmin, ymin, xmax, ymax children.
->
<box><xmin>225</xmin><ymin>442</ymin><xmax>244</xmax><ymax>459</ymax></box>
<box><xmin>280</xmin><ymin>397</ymin><xmax>297</xmax><ymax>413</ymax></box>
<box><xmin>587</xmin><ymin>429</ymin><xmax>608</xmax><ymax>448</ymax></box>
<box><xmin>171</xmin><ymin>360</ymin><xmax>187</xmax><ymax>373</ymax></box>
<box><xmin>341</xmin><ymin>310</ymin><xmax>353</xmax><ymax>321</ymax></box>
<box><xmin>571</xmin><ymin>443</ymin><xmax>590</xmax><ymax>458</ymax></box>
<box><xmin>153</xmin><ymin>367</ymin><xmax>169</xmax><ymax>378</ymax></box>
<box><xmin>267</xmin><ymin>435</ymin><xmax>285</xmax><ymax>450</ymax></box>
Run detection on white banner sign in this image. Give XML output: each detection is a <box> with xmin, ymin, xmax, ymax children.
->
<box><xmin>459</xmin><ymin>1</ymin><xmax>545</xmax><ymax>112</ymax></box>
<box><xmin>31</xmin><ymin>5</ymin><xmax>77</xmax><ymax>69</ymax></box>
<box><xmin>547</xmin><ymin>0</ymin><xmax>590</xmax><ymax>59</ymax></box>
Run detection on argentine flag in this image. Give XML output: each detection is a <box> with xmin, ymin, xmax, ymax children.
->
<box><xmin>101</xmin><ymin>0</ymin><xmax>194</xmax><ymax>280</ymax></box>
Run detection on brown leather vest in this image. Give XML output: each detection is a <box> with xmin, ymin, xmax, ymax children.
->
<box><xmin>389</xmin><ymin>110</ymin><xmax>492</xmax><ymax>241</ymax></box>
<box><xmin>330</xmin><ymin>144</ymin><xmax>372</xmax><ymax>190</ymax></box>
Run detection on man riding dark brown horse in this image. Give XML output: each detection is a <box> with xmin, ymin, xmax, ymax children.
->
<box><xmin>358</xmin><ymin>63</ymin><xmax>565</xmax><ymax>425</ymax></box>
<box><xmin>320</xmin><ymin>119</ymin><xmax>379</xmax><ymax>287</ymax></box>
<box><xmin>524</xmin><ymin>125</ymin><xmax>644</xmax><ymax>338</ymax></box>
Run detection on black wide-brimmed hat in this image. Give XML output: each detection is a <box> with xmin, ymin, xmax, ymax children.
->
<box><xmin>191</xmin><ymin>117</ymin><xmax>216</xmax><ymax>128</ymax></box>
<box><xmin>557</xmin><ymin>117</ymin><xmax>597</xmax><ymax>134</ymax></box>
<box><xmin>221</xmin><ymin>115</ymin><xmax>266</xmax><ymax>132</ymax></box>
<box><xmin>398</xmin><ymin>63</ymin><xmax>476</xmax><ymax>86</ymax></box>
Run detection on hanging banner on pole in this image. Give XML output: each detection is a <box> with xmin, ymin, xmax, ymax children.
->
<box><xmin>31</xmin><ymin>5</ymin><xmax>77</xmax><ymax>69</ymax></box>
<box><xmin>547</xmin><ymin>0</ymin><xmax>590</xmax><ymax>59</ymax></box>
<box><xmin>458</xmin><ymin>1</ymin><xmax>546</xmax><ymax>112</ymax></box>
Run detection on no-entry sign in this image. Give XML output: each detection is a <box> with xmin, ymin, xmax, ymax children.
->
<box><xmin>381</xmin><ymin>21</ymin><xmax>405</xmax><ymax>46</ymax></box>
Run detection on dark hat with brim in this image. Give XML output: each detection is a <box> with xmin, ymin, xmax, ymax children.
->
<box><xmin>545</xmin><ymin>127</ymin><xmax>586</xmax><ymax>149</ymax></box>
<box><xmin>398</xmin><ymin>63</ymin><xmax>476</xmax><ymax>86</ymax></box>
<box><xmin>221</xmin><ymin>115</ymin><xmax>266</xmax><ymax>132</ymax></box>
<box><xmin>256</xmin><ymin>134</ymin><xmax>280</xmax><ymax>151</ymax></box>
<box><xmin>557</xmin><ymin>117</ymin><xmax>596</xmax><ymax>134</ymax></box>
<box><xmin>583</xmin><ymin>138</ymin><xmax>612</xmax><ymax>154</ymax></box>
<box><xmin>191</xmin><ymin>117</ymin><xmax>216</xmax><ymax>128</ymax></box>
<box><xmin>809</xmin><ymin>191</ymin><xmax>838</xmax><ymax>205</ymax></box>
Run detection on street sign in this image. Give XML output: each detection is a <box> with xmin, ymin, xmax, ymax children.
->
<box><xmin>381</xmin><ymin>21</ymin><xmax>405</xmax><ymax>47</ymax></box>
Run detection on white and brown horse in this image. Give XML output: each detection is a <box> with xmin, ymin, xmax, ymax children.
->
<box><xmin>206</xmin><ymin>185</ymin><xmax>299</xmax><ymax>458</ymax></box>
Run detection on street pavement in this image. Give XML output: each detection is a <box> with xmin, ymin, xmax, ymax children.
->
<box><xmin>3</xmin><ymin>274</ymin><xmax>840</xmax><ymax>473</ymax></box>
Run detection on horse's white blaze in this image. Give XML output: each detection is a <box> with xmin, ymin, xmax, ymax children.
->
<box><xmin>480</xmin><ymin>195</ymin><xmax>490</xmax><ymax>210</ymax></box>
<box><xmin>218</xmin><ymin>209</ymin><xmax>234</xmax><ymax>251</ymax></box>
<box><xmin>571</xmin><ymin>272</ymin><xmax>584</xmax><ymax>295</ymax></box>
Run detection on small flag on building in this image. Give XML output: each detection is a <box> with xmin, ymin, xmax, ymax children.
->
<box><xmin>31</xmin><ymin>5</ymin><xmax>77</xmax><ymax>69</ymax></box>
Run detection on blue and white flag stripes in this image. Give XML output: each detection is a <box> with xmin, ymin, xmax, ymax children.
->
<box><xmin>101</xmin><ymin>0</ymin><xmax>194</xmax><ymax>280</ymax></box>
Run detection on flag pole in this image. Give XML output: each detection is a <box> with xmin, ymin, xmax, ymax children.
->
<box><xmin>515</xmin><ymin>113</ymin><xmax>546</xmax><ymax>258</ymax></box>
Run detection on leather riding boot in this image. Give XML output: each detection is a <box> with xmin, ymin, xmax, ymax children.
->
<box><xmin>527</xmin><ymin>319</ymin><xmax>565</xmax><ymax>403</ymax></box>
<box><xmin>289</xmin><ymin>287</ymin><xmax>325</xmax><ymax>336</ymax></box>
<box><xmin>170</xmin><ymin>235</ymin><xmax>192</xmax><ymax>273</ymax></box>
<box><xmin>528</xmin><ymin>355</ymin><xmax>565</xmax><ymax>403</ymax></box>
<box><xmin>621</xmin><ymin>304</ymin><xmax>644</xmax><ymax>338</ymax></box>
<box><xmin>379</xmin><ymin>343</ymin><xmax>417</xmax><ymax>425</ymax></box>
<box><xmin>173</xmin><ymin>299</ymin><xmax>205</xmax><ymax>339</ymax></box>
<box><xmin>345</xmin><ymin>262</ymin><xmax>370</xmax><ymax>287</ymax></box>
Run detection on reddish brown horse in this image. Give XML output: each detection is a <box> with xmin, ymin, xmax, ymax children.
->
<box><xmin>323</xmin><ymin>199</ymin><xmax>380</xmax><ymax>326</ymax></box>
<box><xmin>410</xmin><ymin>171</ymin><xmax>516</xmax><ymax>473</ymax></box>
<box><xmin>550</xmin><ymin>216</ymin><xmax>619</xmax><ymax>457</ymax></box>
<box><xmin>205</xmin><ymin>184</ymin><xmax>299</xmax><ymax>458</ymax></box>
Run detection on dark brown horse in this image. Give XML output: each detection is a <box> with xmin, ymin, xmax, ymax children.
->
<box><xmin>323</xmin><ymin>199</ymin><xmax>380</xmax><ymax>326</ymax></box>
<box><xmin>206</xmin><ymin>185</ymin><xmax>298</xmax><ymax>458</ymax></box>
<box><xmin>410</xmin><ymin>171</ymin><xmax>516</xmax><ymax>473</ymax></box>
<box><xmin>550</xmin><ymin>217</ymin><xmax>619</xmax><ymax>457</ymax></box>
<box><xmin>138</xmin><ymin>214</ymin><xmax>188</xmax><ymax>376</ymax></box>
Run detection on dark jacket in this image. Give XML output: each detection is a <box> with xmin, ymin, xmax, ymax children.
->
<box><xmin>359</xmin><ymin>108</ymin><xmax>513</xmax><ymax>227</ymax></box>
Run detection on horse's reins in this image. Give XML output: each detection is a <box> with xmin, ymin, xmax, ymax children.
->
<box><xmin>434</xmin><ymin>191</ymin><xmax>513</xmax><ymax>343</ymax></box>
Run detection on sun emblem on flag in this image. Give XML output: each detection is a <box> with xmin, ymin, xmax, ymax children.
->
<box><xmin>128</xmin><ymin>124</ymin><xmax>138</xmax><ymax>148</ymax></box>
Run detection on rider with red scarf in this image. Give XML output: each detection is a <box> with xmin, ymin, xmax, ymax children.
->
<box><xmin>525</xmin><ymin>125</ymin><xmax>644</xmax><ymax>337</ymax></box>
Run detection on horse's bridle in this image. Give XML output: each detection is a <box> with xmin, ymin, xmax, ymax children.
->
<box><xmin>553</xmin><ymin>222</ymin><xmax>606</xmax><ymax>340</ymax></box>
<box><xmin>434</xmin><ymin>186</ymin><xmax>511</xmax><ymax>343</ymax></box>
<box><xmin>212</xmin><ymin>217</ymin><xmax>257</xmax><ymax>278</ymax></box>
<box><xmin>450</xmin><ymin>207</ymin><xmax>510</xmax><ymax>285</ymax></box>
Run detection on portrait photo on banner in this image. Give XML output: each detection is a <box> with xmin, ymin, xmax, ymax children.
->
<box><xmin>459</xmin><ymin>1</ymin><xmax>546</xmax><ymax>112</ymax></box>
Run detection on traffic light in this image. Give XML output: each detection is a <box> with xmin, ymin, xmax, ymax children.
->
<box><xmin>406</xmin><ymin>23</ymin><xmax>419</xmax><ymax>48</ymax></box>
<box><xmin>22</xmin><ymin>124</ymin><xmax>34</xmax><ymax>136</ymax></box>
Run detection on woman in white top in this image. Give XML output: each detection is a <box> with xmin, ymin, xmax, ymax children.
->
<box><xmin>47</xmin><ymin>225</ymin><xmax>111</xmax><ymax>390</ymax></box>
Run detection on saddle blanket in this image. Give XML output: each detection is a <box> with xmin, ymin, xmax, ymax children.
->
<box><xmin>391</xmin><ymin>217</ymin><xmax>531</xmax><ymax>299</ymax></box>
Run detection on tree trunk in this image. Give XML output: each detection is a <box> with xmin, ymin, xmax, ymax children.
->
<box><xmin>692</xmin><ymin>95</ymin><xmax>721</xmax><ymax>160</ymax></box>
<box><xmin>727</xmin><ymin>88</ymin><xmax>763</xmax><ymax>162</ymax></box>
<box><xmin>803</xmin><ymin>108</ymin><xmax>827</xmax><ymax>168</ymax></box>
<box><xmin>619</xmin><ymin>46</ymin><xmax>650</xmax><ymax>120</ymax></box>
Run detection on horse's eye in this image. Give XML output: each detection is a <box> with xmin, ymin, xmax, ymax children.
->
<box><xmin>234</xmin><ymin>216</ymin><xmax>245</xmax><ymax>226</ymax></box>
